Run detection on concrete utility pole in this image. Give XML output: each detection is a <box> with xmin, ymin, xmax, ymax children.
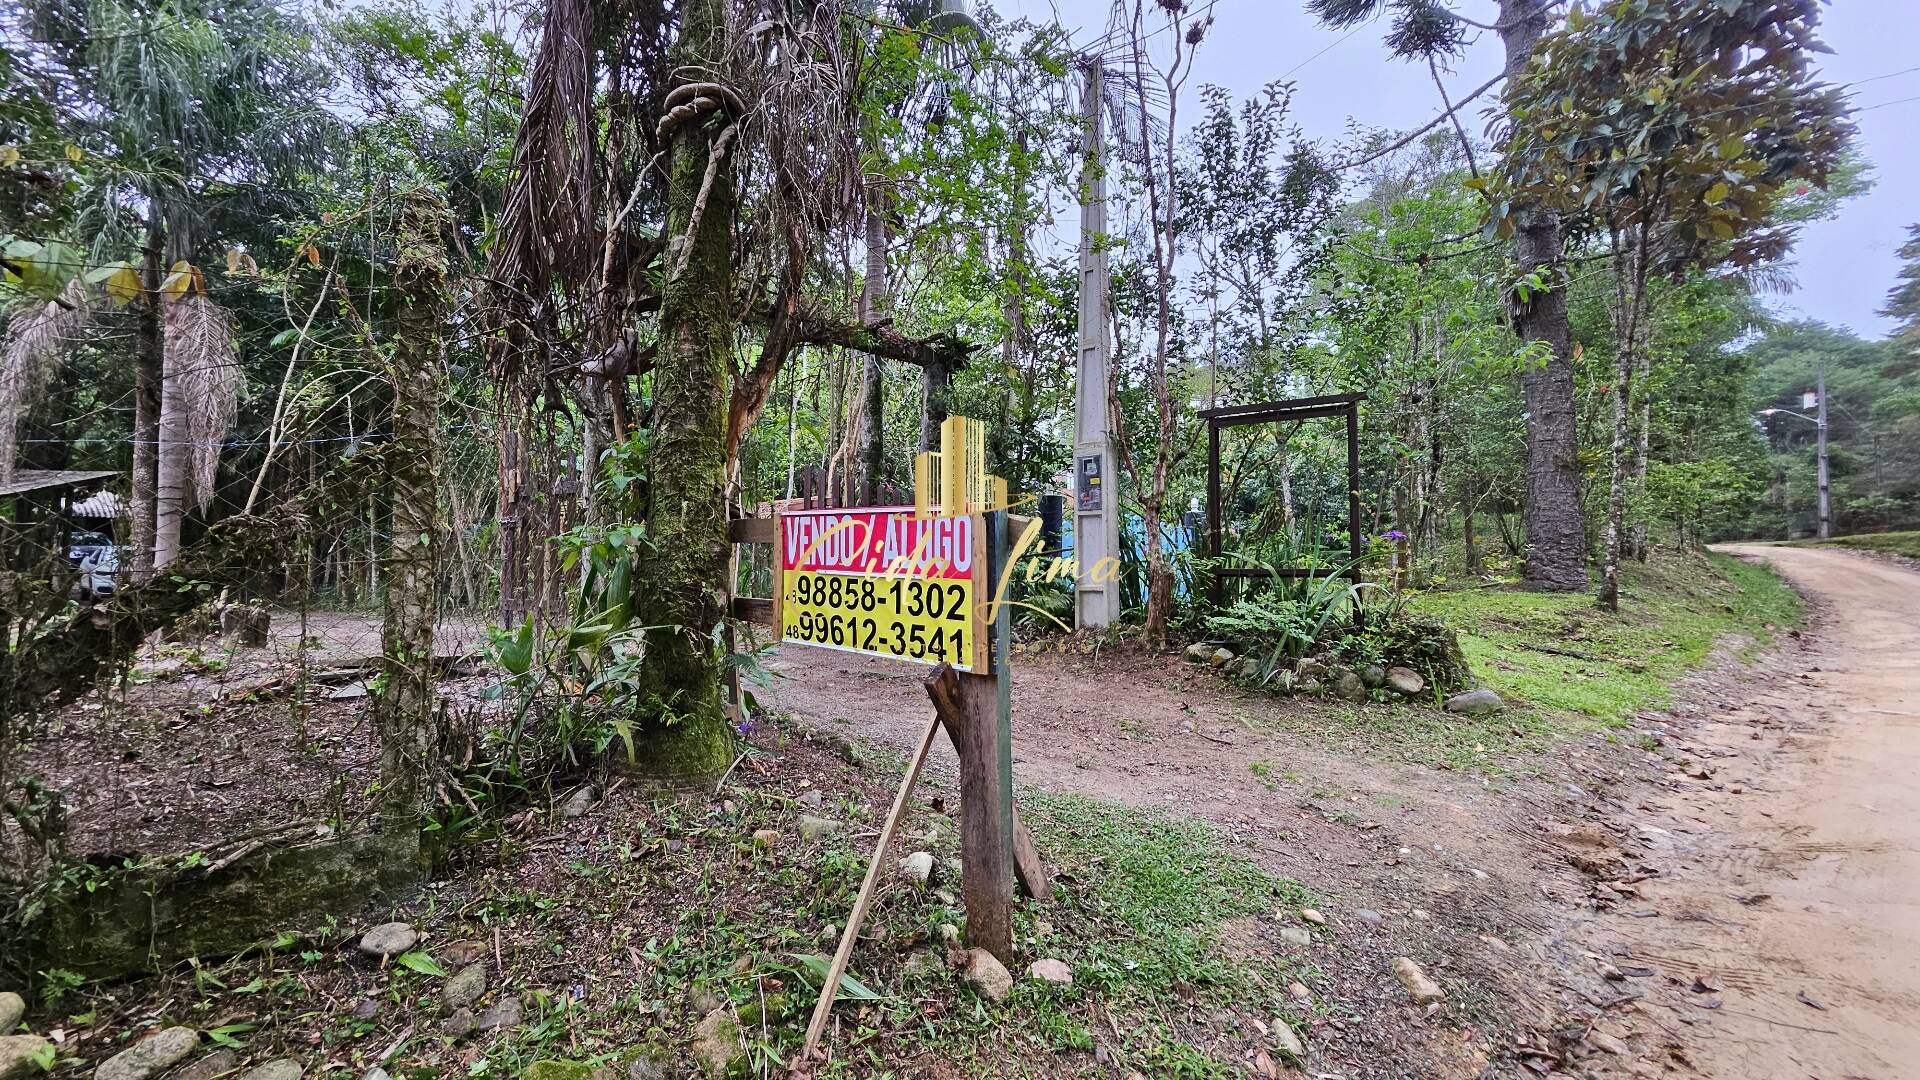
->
<box><xmin>1074</xmin><ymin>61</ymin><xmax>1121</xmax><ymax>629</ymax></box>
<box><xmin>1815</xmin><ymin>357</ymin><xmax>1831</xmax><ymax>540</ymax></box>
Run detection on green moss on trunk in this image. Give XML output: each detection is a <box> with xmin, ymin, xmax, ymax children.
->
<box><xmin>630</xmin><ymin>0</ymin><xmax>737</xmax><ymax>783</ymax></box>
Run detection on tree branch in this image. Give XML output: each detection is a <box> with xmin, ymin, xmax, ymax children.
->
<box><xmin>1333</xmin><ymin>71</ymin><xmax>1503</xmax><ymax>172</ymax></box>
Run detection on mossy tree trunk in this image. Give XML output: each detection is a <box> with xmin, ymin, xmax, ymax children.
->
<box><xmin>630</xmin><ymin>0</ymin><xmax>738</xmax><ymax>783</ymax></box>
<box><xmin>374</xmin><ymin>190</ymin><xmax>451</xmax><ymax>839</ymax></box>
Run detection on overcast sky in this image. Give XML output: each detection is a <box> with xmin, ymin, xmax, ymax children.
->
<box><xmin>998</xmin><ymin>0</ymin><xmax>1917</xmax><ymax>340</ymax></box>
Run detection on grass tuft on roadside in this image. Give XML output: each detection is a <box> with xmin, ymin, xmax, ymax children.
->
<box><xmin>1791</xmin><ymin>529</ymin><xmax>1920</xmax><ymax>562</ymax></box>
<box><xmin>1415</xmin><ymin>551</ymin><xmax>1799</xmax><ymax>735</ymax></box>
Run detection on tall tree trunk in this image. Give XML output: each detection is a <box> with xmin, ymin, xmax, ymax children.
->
<box><xmin>1597</xmin><ymin>228</ymin><xmax>1643</xmax><ymax>613</ymax></box>
<box><xmin>129</xmin><ymin>231</ymin><xmax>163</xmax><ymax>580</ymax></box>
<box><xmin>1499</xmin><ymin>0</ymin><xmax>1587</xmax><ymax>592</ymax></box>
<box><xmin>855</xmin><ymin>188</ymin><xmax>887</xmax><ymax>502</ymax></box>
<box><xmin>630</xmin><ymin>0</ymin><xmax>738</xmax><ymax>782</ymax></box>
<box><xmin>1630</xmin><ymin>347</ymin><xmax>1653</xmax><ymax>560</ymax></box>
<box><xmin>374</xmin><ymin>189</ymin><xmax>450</xmax><ymax>843</ymax></box>
<box><xmin>152</xmin><ymin>308</ymin><xmax>190</xmax><ymax>572</ymax></box>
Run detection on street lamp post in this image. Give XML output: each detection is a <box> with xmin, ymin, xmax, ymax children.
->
<box><xmin>1760</xmin><ymin>361</ymin><xmax>1831</xmax><ymax>539</ymax></box>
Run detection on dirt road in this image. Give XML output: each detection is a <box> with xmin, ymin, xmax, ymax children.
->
<box><xmin>1578</xmin><ymin>545</ymin><xmax>1920</xmax><ymax>1080</ymax></box>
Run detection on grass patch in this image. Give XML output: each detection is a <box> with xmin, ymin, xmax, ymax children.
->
<box><xmin>1794</xmin><ymin>529</ymin><xmax>1920</xmax><ymax>561</ymax></box>
<box><xmin>46</xmin><ymin>734</ymin><xmax>1311</xmax><ymax>1080</ymax></box>
<box><xmin>1413</xmin><ymin>551</ymin><xmax>1799</xmax><ymax>735</ymax></box>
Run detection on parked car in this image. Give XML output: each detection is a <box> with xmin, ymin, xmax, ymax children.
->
<box><xmin>72</xmin><ymin>548</ymin><xmax>118</xmax><ymax>601</ymax></box>
<box><xmin>68</xmin><ymin>529</ymin><xmax>115</xmax><ymax>567</ymax></box>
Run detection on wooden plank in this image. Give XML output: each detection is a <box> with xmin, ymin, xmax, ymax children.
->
<box><xmin>730</xmin><ymin>596</ymin><xmax>774</xmax><ymax>626</ymax></box>
<box><xmin>928</xmin><ymin>693</ymin><xmax>1049</xmax><ymax>901</ymax></box>
<box><xmin>925</xmin><ymin>663</ymin><xmax>1015</xmax><ymax>962</ymax></box>
<box><xmin>800</xmin><ymin>709</ymin><xmax>942</xmax><ymax>1061</ymax></box>
<box><xmin>729</xmin><ymin>516</ymin><xmax>777</xmax><ymax>545</ymax></box>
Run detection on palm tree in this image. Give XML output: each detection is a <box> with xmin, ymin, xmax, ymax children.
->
<box><xmin>3</xmin><ymin>0</ymin><xmax>333</xmax><ymax>571</ymax></box>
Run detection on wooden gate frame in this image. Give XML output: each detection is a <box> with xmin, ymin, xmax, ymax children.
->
<box><xmin>1200</xmin><ymin>392</ymin><xmax>1367</xmax><ymax>606</ymax></box>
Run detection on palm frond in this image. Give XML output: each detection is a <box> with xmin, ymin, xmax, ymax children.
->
<box><xmin>0</xmin><ymin>278</ymin><xmax>89</xmax><ymax>481</ymax></box>
<box><xmin>161</xmin><ymin>293</ymin><xmax>241</xmax><ymax>510</ymax></box>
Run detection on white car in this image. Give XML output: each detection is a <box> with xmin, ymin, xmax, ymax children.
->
<box><xmin>73</xmin><ymin>548</ymin><xmax>118</xmax><ymax>600</ymax></box>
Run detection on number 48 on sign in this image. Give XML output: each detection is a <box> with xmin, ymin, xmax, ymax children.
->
<box><xmin>776</xmin><ymin>507</ymin><xmax>988</xmax><ymax>672</ymax></box>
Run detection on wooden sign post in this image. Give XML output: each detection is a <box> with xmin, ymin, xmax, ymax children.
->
<box><xmin>779</xmin><ymin>420</ymin><xmax>1048</xmax><ymax>1058</ymax></box>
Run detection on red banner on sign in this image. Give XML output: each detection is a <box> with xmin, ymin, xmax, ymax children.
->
<box><xmin>779</xmin><ymin>507</ymin><xmax>975</xmax><ymax>580</ymax></box>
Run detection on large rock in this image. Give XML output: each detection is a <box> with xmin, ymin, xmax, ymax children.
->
<box><xmin>1391</xmin><ymin>957</ymin><xmax>1445</xmax><ymax>1005</ymax></box>
<box><xmin>1359</xmin><ymin>664</ymin><xmax>1386</xmax><ymax>688</ymax></box>
<box><xmin>0</xmin><ymin>992</ymin><xmax>22</xmax><ymax>1033</ymax></box>
<box><xmin>1443</xmin><ymin>689</ymin><xmax>1504</xmax><ymax>715</ymax></box>
<box><xmin>357</xmin><ymin>922</ymin><xmax>418</xmax><ymax>959</ymax></box>
<box><xmin>1294</xmin><ymin>657</ymin><xmax>1328</xmax><ymax>680</ymax></box>
<box><xmin>1209</xmin><ymin>648</ymin><xmax>1234</xmax><ymax>668</ymax></box>
<box><xmin>236</xmin><ymin>1060</ymin><xmax>302</xmax><ymax>1080</ymax></box>
<box><xmin>443</xmin><ymin>962</ymin><xmax>488</xmax><ymax>1009</ymax></box>
<box><xmin>690</xmin><ymin>1010</ymin><xmax>744</xmax><ymax>1078</ymax></box>
<box><xmin>0</xmin><ymin>1035</ymin><xmax>51</xmax><ymax>1080</ymax></box>
<box><xmin>96</xmin><ymin>1026</ymin><xmax>199</xmax><ymax>1080</ymax></box>
<box><xmin>1184</xmin><ymin>643</ymin><xmax>1213</xmax><ymax>663</ymax></box>
<box><xmin>1386</xmin><ymin>667</ymin><xmax>1425</xmax><ymax>695</ymax></box>
<box><xmin>964</xmin><ymin>949</ymin><xmax>1013</xmax><ymax>1003</ymax></box>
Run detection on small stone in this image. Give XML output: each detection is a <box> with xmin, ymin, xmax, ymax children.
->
<box><xmin>0</xmin><ymin>993</ymin><xmax>21</xmax><ymax>1033</ymax></box>
<box><xmin>443</xmin><ymin>962</ymin><xmax>488</xmax><ymax>1009</ymax></box>
<box><xmin>1278</xmin><ymin>926</ymin><xmax>1312</xmax><ymax>947</ymax></box>
<box><xmin>899</xmin><ymin>851</ymin><xmax>935</xmax><ymax>886</ymax></box>
<box><xmin>690</xmin><ymin>1009</ymin><xmax>744</xmax><ymax>1078</ymax></box>
<box><xmin>1034</xmin><ymin>919</ymin><xmax>1054</xmax><ymax>937</ymax></box>
<box><xmin>236</xmin><ymin>1059</ymin><xmax>302</xmax><ymax>1080</ymax></box>
<box><xmin>1288</xmin><ymin>981</ymin><xmax>1312</xmax><ymax>1004</ymax></box>
<box><xmin>1443</xmin><ymin>689</ymin><xmax>1505</xmax><ymax>715</ymax></box>
<box><xmin>442</xmin><ymin>1009</ymin><xmax>477</xmax><ymax>1038</ymax></box>
<box><xmin>1589</xmin><ymin>1031</ymin><xmax>1630</xmax><ymax>1056</ymax></box>
<box><xmin>796</xmin><ymin>789</ymin><xmax>824</xmax><ymax>809</ymax></box>
<box><xmin>1270</xmin><ymin>1019</ymin><xmax>1306</xmax><ymax>1063</ymax></box>
<box><xmin>174</xmin><ymin>1049</ymin><xmax>241</xmax><ymax>1080</ymax></box>
<box><xmin>1297</xmin><ymin>678</ymin><xmax>1323</xmax><ymax>695</ymax></box>
<box><xmin>362</xmin><ymin>1069</ymin><xmax>390</xmax><ymax>1080</ymax></box>
<box><xmin>1391</xmin><ymin>957</ymin><xmax>1444</xmax><ymax>1005</ymax></box>
<box><xmin>328</xmin><ymin>681</ymin><xmax>369</xmax><ymax>700</ymax></box>
<box><xmin>96</xmin><ymin>1026</ymin><xmax>199</xmax><ymax>1080</ymax></box>
<box><xmin>1028</xmin><ymin>959</ymin><xmax>1072</xmax><ymax>986</ymax></box>
<box><xmin>798</xmin><ymin>815</ymin><xmax>841</xmax><ymax>843</ymax></box>
<box><xmin>1300</xmin><ymin>908</ymin><xmax>1326</xmax><ymax>926</ymax></box>
<box><xmin>1386</xmin><ymin>666</ymin><xmax>1425</xmax><ymax>695</ymax></box>
<box><xmin>0</xmin><ymin>1036</ymin><xmax>52</xmax><ymax>1080</ymax></box>
<box><xmin>1354</xmin><ymin>908</ymin><xmax>1382</xmax><ymax>926</ymax></box>
<box><xmin>1210</xmin><ymin>647</ymin><xmax>1234</xmax><ymax>668</ymax></box>
<box><xmin>1359</xmin><ymin>664</ymin><xmax>1386</xmax><ymax>688</ymax></box>
<box><xmin>688</xmin><ymin>985</ymin><xmax>723</xmax><ymax>1016</ymax></box>
<box><xmin>357</xmin><ymin>922</ymin><xmax>418</xmax><ymax>959</ymax></box>
<box><xmin>625</xmin><ymin>1053</ymin><xmax>670</xmax><ymax>1080</ymax></box>
<box><xmin>964</xmin><ymin>949</ymin><xmax>1013</xmax><ymax>1003</ymax></box>
<box><xmin>751</xmin><ymin>828</ymin><xmax>780</xmax><ymax>849</ymax></box>
<box><xmin>1331</xmin><ymin>667</ymin><xmax>1367</xmax><ymax>702</ymax></box>
<box><xmin>560</xmin><ymin>786</ymin><xmax>597</xmax><ymax>819</ymax></box>
<box><xmin>1185</xmin><ymin>643</ymin><xmax>1213</xmax><ymax>663</ymax></box>
<box><xmin>1295</xmin><ymin>657</ymin><xmax>1327</xmax><ymax>679</ymax></box>
<box><xmin>475</xmin><ymin>996</ymin><xmax>524</xmax><ymax>1032</ymax></box>
<box><xmin>350</xmin><ymin>998</ymin><xmax>381</xmax><ymax>1021</ymax></box>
